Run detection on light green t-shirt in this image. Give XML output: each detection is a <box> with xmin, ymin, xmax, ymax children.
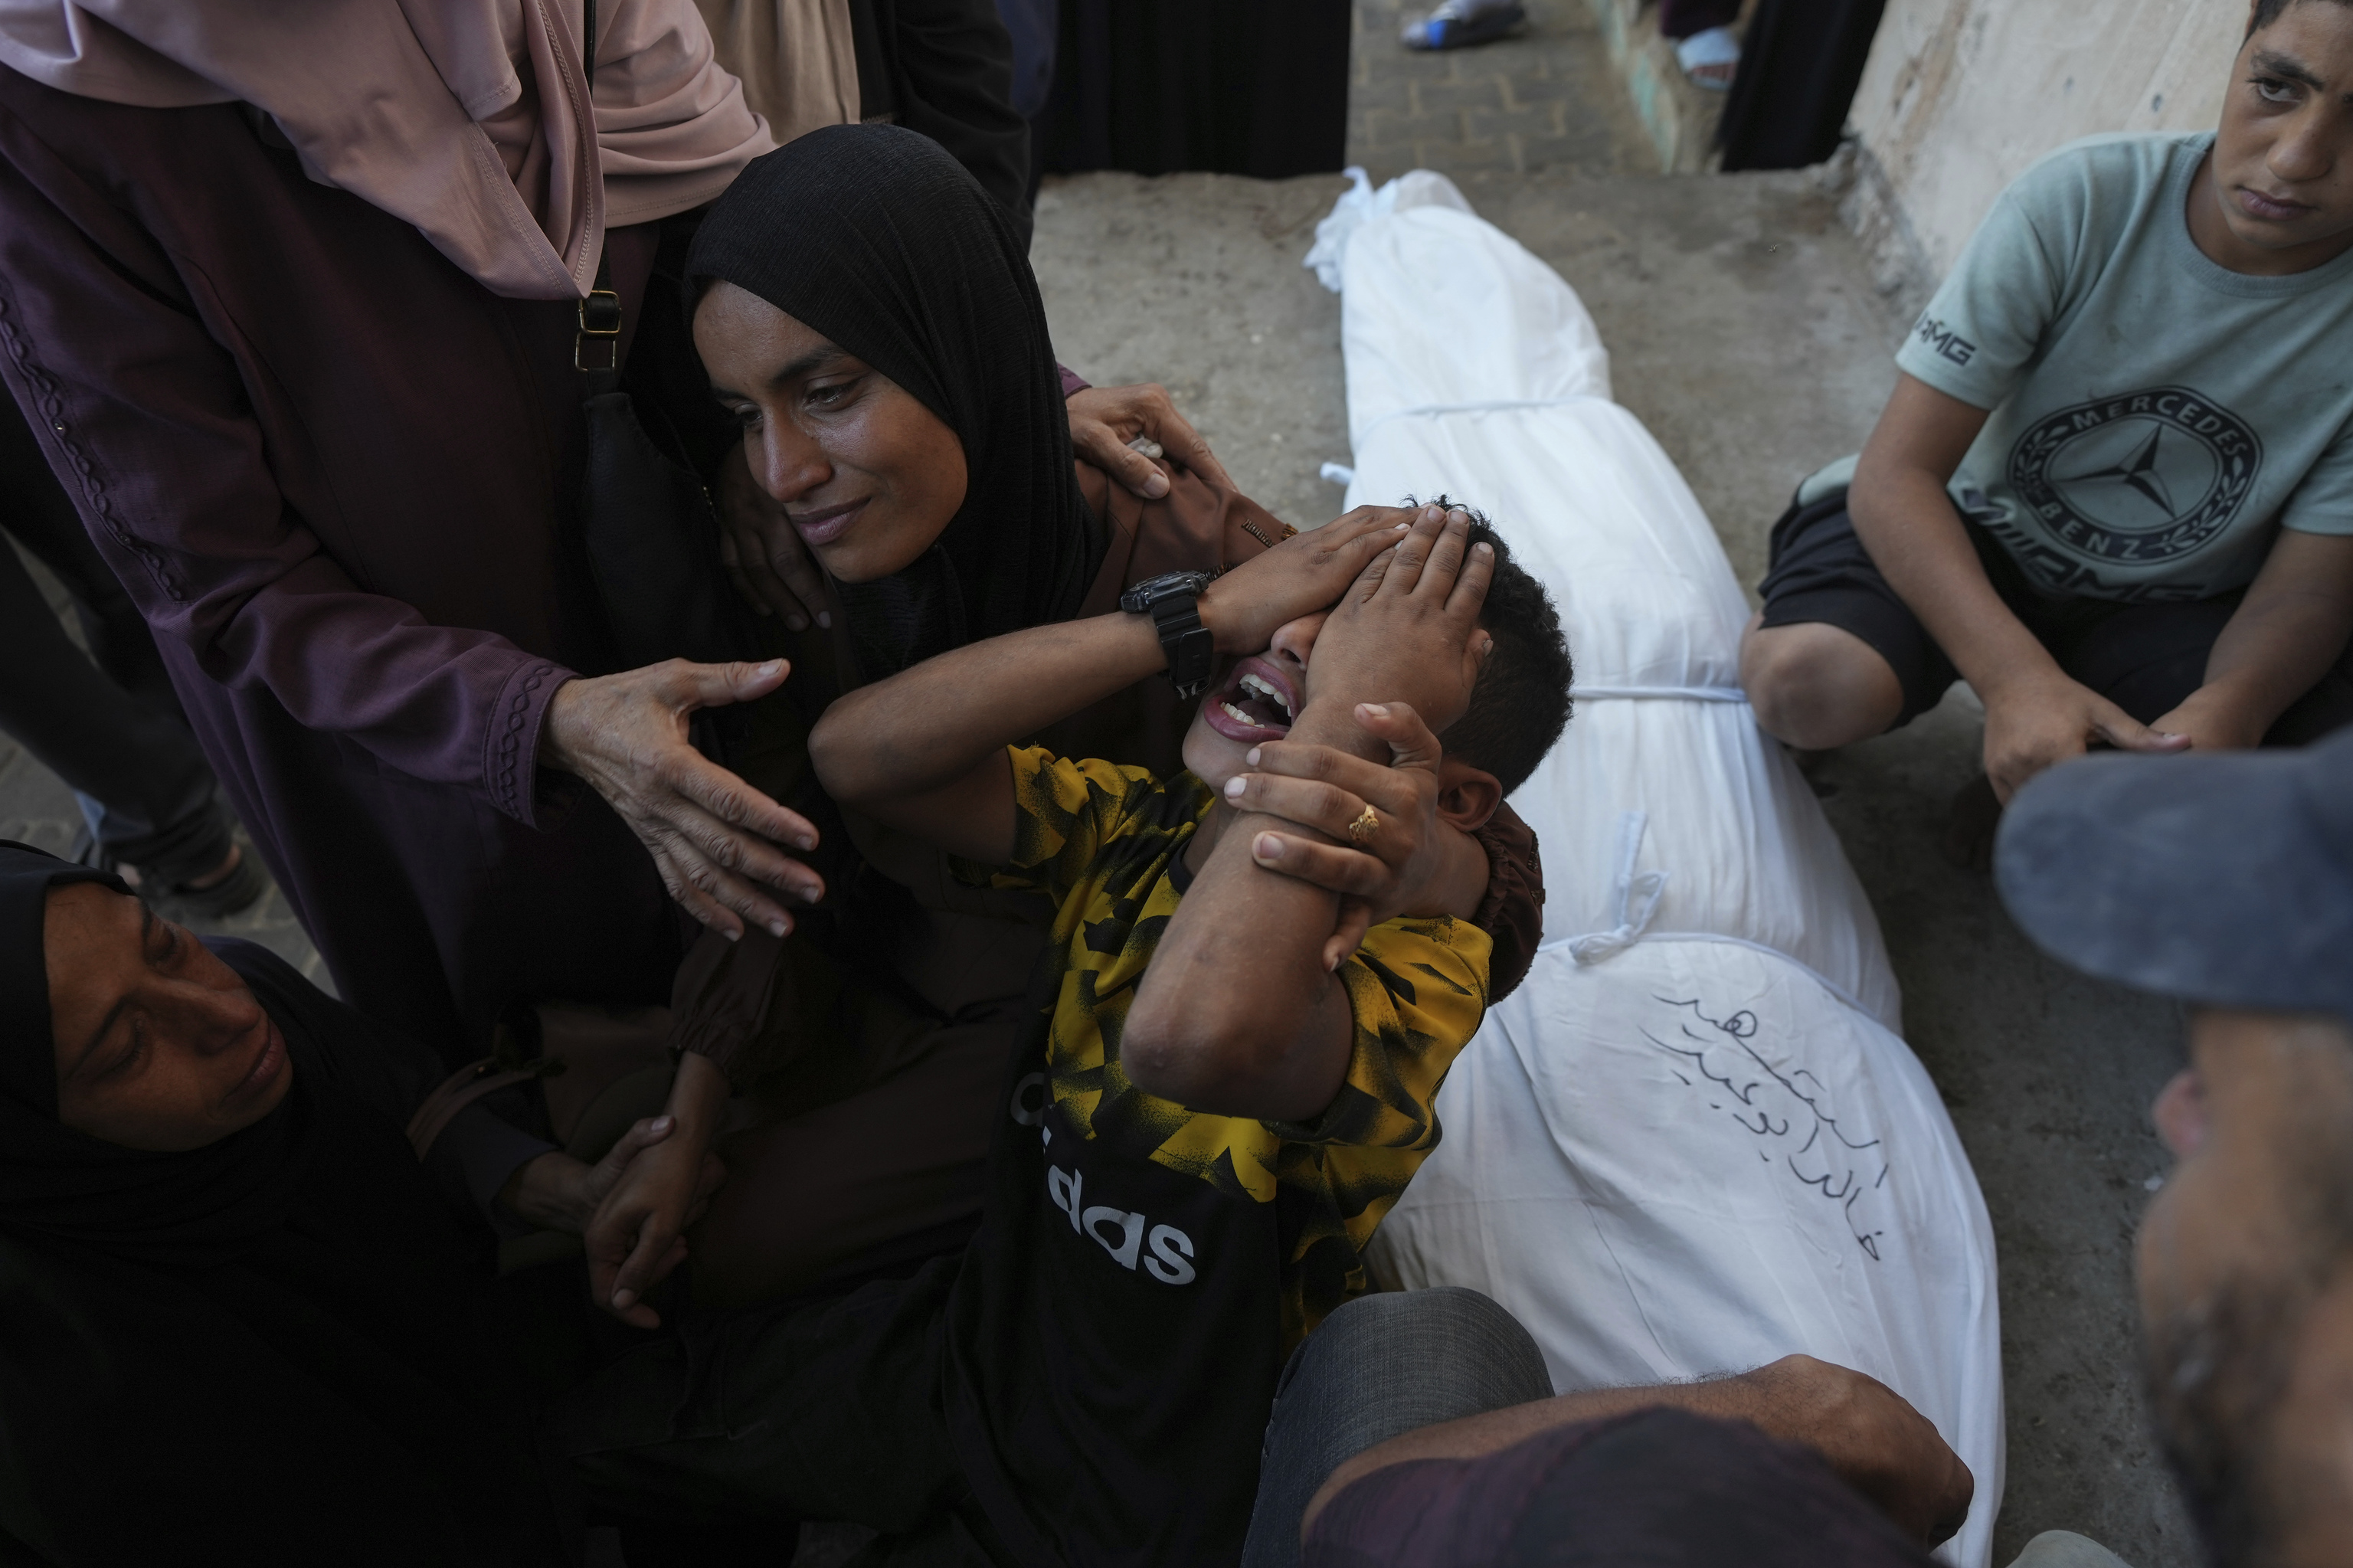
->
<box><xmin>1882</xmin><ymin>132</ymin><xmax>2353</xmax><ymax>601</ymax></box>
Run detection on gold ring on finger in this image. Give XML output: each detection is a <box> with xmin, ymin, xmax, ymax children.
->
<box><xmin>1347</xmin><ymin>805</ymin><xmax>1380</xmax><ymax>844</ymax></box>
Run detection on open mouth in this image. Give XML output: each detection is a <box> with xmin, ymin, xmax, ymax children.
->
<box><xmin>1203</xmin><ymin>656</ymin><xmax>1298</xmax><ymax>742</ymax></box>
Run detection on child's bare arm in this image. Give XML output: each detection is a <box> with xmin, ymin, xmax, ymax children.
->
<box><xmin>1125</xmin><ymin>508</ymin><xmax>1494</xmax><ymax>1121</ymax></box>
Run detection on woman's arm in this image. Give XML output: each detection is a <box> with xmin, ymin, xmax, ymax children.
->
<box><xmin>1851</xmin><ymin>375</ymin><xmax>2185</xmax><ymax>799</ymax></box>
<box><xmin>2152</xmin><ymin>527</ymin><xmax>2353</xmax><ymax>748</ymax></box>
<box><xmin>0</xmin><ymin>129</ymin><xmax>823</xmax><ymax>938</ymax></box>
<box><xmin>810</xmin><ymin>509</ymin><xmax>1415</xmax><ymax>863</ymax></box>
<box><xmin>813</xmin><ymin>611</ymin><xmax>1168</xmax><ymax>864</ymax></box>
<box><xmin>0</xmin><ymin>146</ymin><xmax>563</xmax><ymax>824</ymax></box>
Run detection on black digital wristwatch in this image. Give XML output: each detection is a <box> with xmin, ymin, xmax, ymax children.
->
<box><xmin>1119</xmin><ymin>571</ymin><xmax>1218</xmax><ymax>699</ymax></box>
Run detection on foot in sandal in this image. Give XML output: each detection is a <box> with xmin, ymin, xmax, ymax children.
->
<box><xmin>1674</xmin><ymin>24</ymin><xmax>1741</xmax><ymax>90</ymax></box>
<box><xmin>1400</xmin><ymin>0</ymin><xmax>1526</xmax><ymax>51</ymax></box>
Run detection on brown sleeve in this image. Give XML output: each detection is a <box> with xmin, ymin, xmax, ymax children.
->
<box><xmin>666</xmin><ymin>925</ymin><xmax>787</xmax><ymax>1090</ymax></box>
<box><xmin>1471</xmin><ymin>802</ymin><xmax>1545</xmax><ymax>1004</ymax></box>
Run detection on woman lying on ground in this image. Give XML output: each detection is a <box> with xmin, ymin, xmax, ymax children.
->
<box><xmin>0</xmin><ymin>840</ymin><xmax>706</xmax><ymax>1566</ymax></box>
<box><xmin>584</xmin><ymin>123</ymin><xmax>1550</xmax><ymax>1324</ymax></box>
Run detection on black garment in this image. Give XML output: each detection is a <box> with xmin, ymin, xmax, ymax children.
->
<box><xmin>0</xmin><ymin>396</ymin><xmax>233</xmax><ymax>886</ymax></box>
<box><xmin>1658</xmin><ymin>0</ymin><xmax>1739</xmax><ymax>38</ymax></box>
<box><xmin>559</xmin><ymin>985</ymin><xmax>1290</xmax><ymax>1568</ymax></box>
<box><xmin>1304</xmin><ymin>1406</ymin><xmax>1936</xmax><ymax>1568</ymax></box>
<box><xmin>558</xmin><ymin>1257</ymin><xmax>983</xmax><ymax>1550</ymax></box>
<box><xmin>1756</xmin><ymin>488</ymin><xmax>2353</xmax><ymax>738</ymax></box>
<box><xmin>950</xmin><ymin>1021</ymin><xmax>1288</xmax><ymax>1566</ymax></box>
<box><xmin>0</xmin><ymin>844</ymin><xmax>565</xmax><ymax>1566</ymax></box>
<box><xmin>0</xmin><ymin>842</ymin><xmax>119</xmax><ymax>1115</ymax></box>
<box><xmin>849</xmin><ymin>0</ymin><xmax>1034</xmax><ymax>244</ymax></box>
<box><xmin>685</xmin><ymin>123</ymin><xmax>1098</xmax><ymax>681</ymax></box>
<box><xmin>1717</xmin><ymin>0</ymin><xmax>1887</xmax><ymax>172</ymax></box>
<box><xmin>993</xmin><ymin>0</ymin><xmax>1059</xmax><ymax>122</ymax></box>
<box><xmin>1040</xmin><ymin>0</ymin><xmax>1351</xmax><ymax>179</ymax></box>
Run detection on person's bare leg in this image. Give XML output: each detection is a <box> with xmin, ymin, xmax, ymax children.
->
<box><xmin>1739</xmin><ymin>613</ymin><xmax>1906</xmax><ymax>751</ymax></box>
<box><xmin>1739</xmin><ymin>614</ymin><xmax>2008</xmax><ymax>870</ymax></box>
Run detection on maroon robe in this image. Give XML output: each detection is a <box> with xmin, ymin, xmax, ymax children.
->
<box><xmin>0</xmin><ymin>69</ymin><xmax>682</xmax><ymax>1056</ymax></box>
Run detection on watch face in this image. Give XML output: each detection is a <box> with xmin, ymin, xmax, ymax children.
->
<box><xmin>1124</xmin><ymin>571</ymin><xmax>1209</xmax><ymax>611</ymax></box>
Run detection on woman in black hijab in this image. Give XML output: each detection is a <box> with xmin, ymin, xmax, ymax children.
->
<box><xmin>688</xmin><ymin>121</ymin><xmax>1100</xmax><ymax>682</ymax></box>
<box><xmin>0</xmin><ymin>841</ymin><xmax>677</xmax><ymax>1565</ymax></box>
<box><xmin>581</xmin><ymin>123</ymin><xmax>1549</xmax><ymax>1329</ymax></box>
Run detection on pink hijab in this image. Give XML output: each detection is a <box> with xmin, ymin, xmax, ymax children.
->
<box><xmin>0</xmin><ymin>0</ymin><xmax>774</xmax><ymax>300</ymax></box>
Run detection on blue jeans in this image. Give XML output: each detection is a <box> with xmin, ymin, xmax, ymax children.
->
<box><xmin>1241</xmin><ymin>1287</ymin><xmax>1555</xmax><ymax>1568</ymax></box>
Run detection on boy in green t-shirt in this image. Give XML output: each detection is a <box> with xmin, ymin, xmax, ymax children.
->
<box><xmin>1741</xmin><ymin>0</ymin><xmax>2353</xmax><ymax>859</ymax></box>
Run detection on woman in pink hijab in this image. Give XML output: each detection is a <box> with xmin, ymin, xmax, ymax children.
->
<box><xmin>0</xmin><ymin>0</ymin><xmax>788</xmax><ymax>1057</ymax></box>
<box><xmin>0</xmin><ymin>1</ymin><xmax>1211</xmax><ymax>1057</ymax></box>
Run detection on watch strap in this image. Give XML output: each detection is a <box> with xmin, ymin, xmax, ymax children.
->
<box><xmin>1149</xmin><ymin>594</ymin><xmax>1215</xmax><ymax>699</ymax></box>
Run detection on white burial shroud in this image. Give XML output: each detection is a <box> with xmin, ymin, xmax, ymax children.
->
<box><xmin>1308</xmin><ymin>169</ymin><xmax>2004</xmax><ymax>1568</ymax></box>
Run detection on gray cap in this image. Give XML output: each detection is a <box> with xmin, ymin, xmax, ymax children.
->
<box><xmin>1995</xmin><ymin>726</ymin><xmax>2353</xmax><ymax>1021</ymax></box>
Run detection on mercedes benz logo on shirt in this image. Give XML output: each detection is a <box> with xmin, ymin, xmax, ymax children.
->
<box><xmin>2008</xmin><ymin>386</ymin><xmax>2262</xmax><ymax>565</ymax></box>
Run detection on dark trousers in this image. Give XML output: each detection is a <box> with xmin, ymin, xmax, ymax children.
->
<box><xmin>1658</xmin><ymin>0</ymin><xmax>1739</xmax><ymax>38</ymax></box>
<box><xmin>555</xmin><ymin>1277</ymin><xmax>1551</xmax><ymax>1568</ymax></box>
<box><xmin>0</xmin><ymin>396</ymin><xmax>231</xmax><ymax>885</ymax></box>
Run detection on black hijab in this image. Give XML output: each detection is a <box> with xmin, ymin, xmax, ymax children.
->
<box><xmin>686</xmin><ymin>123</ymin><xmax>1101</xmax><ymax>679</ymax></box>
<box><xmin>0</xmin><ymin>843</ymin><xmax>562</xmax><ymax>1566</ymax></box>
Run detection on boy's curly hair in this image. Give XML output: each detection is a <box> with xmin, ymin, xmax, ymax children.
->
<box><xmin>1403</xmin><ymin>496</ymin><xmax>1574</xmax><ymax>797</ymax></box>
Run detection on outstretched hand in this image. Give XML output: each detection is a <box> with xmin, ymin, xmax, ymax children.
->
<box><xmin>542</xmin><ymin>658</ymin><xmax>825</xmax><ymax>939</ymax></box>
<box><xmin>1066</xmin><ymin>382</ymin><xmax>1235</xmax><ymax>497</ymax></box>
<box><xmin>1223</xmin><ymin>701</ymin><xmax>1468</xmax><ymax>971</ymax></box>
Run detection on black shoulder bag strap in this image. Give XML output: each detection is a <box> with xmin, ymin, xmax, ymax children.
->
<box><xmin>572</xmin><ymin>0</ymin><xmax>762</xmax><ymax>704</ymax></box>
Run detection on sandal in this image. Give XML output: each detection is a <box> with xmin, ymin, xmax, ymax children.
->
<box><xmin>1674</xmin><ymin>25</ymin><xmax>1741</xmax><ymax>91</ymax></box>
<box><xmin>74</xmin><ymin>828</ymin><xmax>270</xmax><ymax>921</ymax></box>
<box><xmin>155</xmin><ymin>847</ymin><xmax>269</xmax><ymax>921</ymax></box>
<box><xmin>1401</xmin><ymin>0</ymin><xmax>1527</xmax><ymax>51</ymax></box>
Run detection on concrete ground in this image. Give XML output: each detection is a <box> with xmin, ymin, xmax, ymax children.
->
<box><xmin>0</xmin><ymin>5</ymin><xmax>2194</xmax><ymax>1562</ymax></box>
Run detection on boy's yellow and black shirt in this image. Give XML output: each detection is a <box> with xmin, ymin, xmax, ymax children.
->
<box><xmin>958</xmin><ymin>746</ymin><xmax>1492</xmax><ymax>1344</ymax></box>
<box><xmin>944</xmin><ymin>746</ymin><xmax>1494</xmax><ymax>1568</ymax></box>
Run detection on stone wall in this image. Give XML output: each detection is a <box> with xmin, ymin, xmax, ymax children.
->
<box><xmin>1844</xmin><ymin>0</ymin><xmax>2246</xmax><ymax>296</ymax></box>
<box><xmin>1582</xmin><ymin>0</ymin><xmax>1730</xmax><ymax>173</ymax></box>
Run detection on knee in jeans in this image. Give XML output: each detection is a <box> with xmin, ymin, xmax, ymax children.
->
<box><xmin>1314</xmin><ymin>1288</ymin><xmax>1550</xmax><ymax>1393</ymax></box>
<box><xmin>1317</xmin><ymin>1285</ymin><xmax>1491</xmax><ymax>1344</ymax></box>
